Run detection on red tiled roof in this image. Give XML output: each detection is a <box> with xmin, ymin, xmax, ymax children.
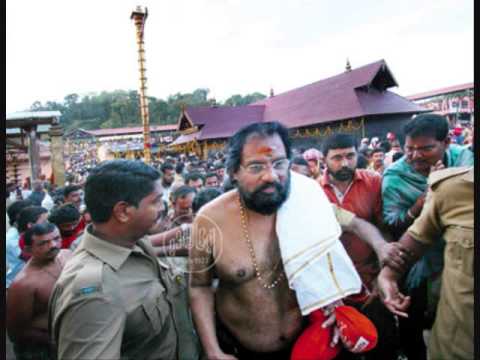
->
<box><xmin>87</xmin><ymin>124</ymin><xmax>177</xmax><ymax>137</ymax></box>
<box><xmin>406</xmin><ymin>83</ymin><xmax>473</xmax><ymax>101</ymax></box>
<box><xmin>185</xmin><ymin>105</ymin><xmax>265</xmax><ymax>140</ymax></box>
<box><xmin>255</xmin><ymin>59</ymin><xmax>423</xmax><ymax>128</ymax></box>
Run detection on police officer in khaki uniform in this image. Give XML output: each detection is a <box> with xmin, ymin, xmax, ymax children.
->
<box><xmin>49</xmin><ymin>160</ymin><xmax>179</xmax><ymax>359</ymax></box>
<box><xmin>377</xmin><ymin>166</ymin><xmax>474</xmax><ymax>360</ymax></box>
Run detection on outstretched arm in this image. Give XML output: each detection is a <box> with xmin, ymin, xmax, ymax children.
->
<box><xmin>377</xmin><ymin>232</ymin><xmax>429</xmax><ymax>317</ymax></box>
<box><xmin>334</xmin><ymin>205</ymin><xmax>407</xmax><ymax>272</ymax></box>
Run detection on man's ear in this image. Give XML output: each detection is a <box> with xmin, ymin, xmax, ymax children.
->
<box><xmin>112</xmin><ymin>201</ymin><xmax>134</xmax><ymax>223</ymax></box>
<box><xmin>444</xmin><ymin>136</ymin><xmax>451</xmax><ymax>147</ymax></box>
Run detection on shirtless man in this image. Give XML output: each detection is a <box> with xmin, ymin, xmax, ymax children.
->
<box><xmin>7</xmin><ymin>222</ymin><xmax>72</xmax><ymax>360</ymax></box>
<box><xmin>189</xmin><ymin>122</ymin><xmax>399</xmax><ymax>360</ymax></box>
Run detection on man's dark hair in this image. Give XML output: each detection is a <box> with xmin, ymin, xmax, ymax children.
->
<box><xmin>356</xmin><ymin>154</ymin><xmax>369</xmax><ymax>169</ymax></box>
<box><xmin>404</xmin><ymin>114</ymin><xmax>449</xmax><ymax>141</ymax></box>
<box><xmin>49</xmin><ymin>203</ymin><xmax>81</xmax><ymax>226</ymax></box>
<box><xmin>205</xmin><ymin>172</ymin><xmax>219</xmax><ymax>180</ymax></box>
<box><xmin>63</xmin><ymin>185</ymin><xmax>82</xmax><ymax>199</ymax></box>
<box><xmin>322</xmin><ymin>134</ymin><xmax>357</xmax><ymax>157</ymax></box>
<box><xmin>171</xmin><ymin>185</ymin><xmax>196</xmax><ymax>203</ymax></box>
<box><xmin>7</xmin><ymin>200</ymin><xmax>33</xmax><ymax>226</ymax></box>
<box><xmin>160</xmin><ymin>163</ymin><xmax>175</xmax><ymax>173</ymax></box>
<box><xmin>84</xmin><ymin>160</ymin><xmax>161</xmax><ymax>223</ymax></box>
<box><xmin>379</xmin><ymin>141</ymin><xmax>391</xmax><ymax>153</ymax></box>
<box><xmin>225</xmin><ymin>121</ymin><xmax>291</xmax><ymax>179</ymax></box>
<box><xmin>371</xmin><ymin>148</ymin><xmax>385</xmax><ymax>156</ymax></box>
<box><xmin>175</xmin><ymin>162</ymin><xmax>185</xmax><ymax>175</ymax></box>
<box><xmin>24</xmin><ymin>221</ymin><xmax>57</xmax><ymax>247</ymax></box>
<box><xmin>392</xmin><ymin>152</ymin><xmax>404</xmax><ymax>163</ymax></box>
<box><xmin>359</xmin><ymin>147</ymin><xmax>372</xmax><ymax>158</ymax></box>
<box><xmin>292</xmin><ymin>156</ymin><xmax>309</xmax><ymax>166</ymax></box>
<box><xmin>185</xmin><ymin>172</ymin><xmax>205</xmax><ymax>185</ymax></box>
<box><xmin>192</xmin><ymin>188</ymin><xmax>223</xmax><ymax>213</ymax></box>
<box><xmin>17</xmin><ymin>206</ymin><xmax>48</xmax><ymax>233</ymax></box>
<box><xmin>222</xmin><ymin>177</ymin><xmax>236</xmax><ymax>192</ymax></box>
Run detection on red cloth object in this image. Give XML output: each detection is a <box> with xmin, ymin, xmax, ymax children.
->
<box><xmin>386</xmin><ymin>132</ymin><xmax>396</xmax><ymax>140</ymax></box>
<box><xmin>291</xmin><ymin>310</ymin><xmax>341</xmax><ymax>360</ymax></box>
<box><xmin>303</xmin><ymin>148</ymin><xmax>322</xmax><ymax>161</ymax></box>
<box><xmin>61</xmin><ymin>216</ymin><xmax>86</xmax><ymax>249</ymax></box>
<box><xmin>453</xmin><ymin>127</ymin><xmax>463</xmax><ymax>136</ymax></box>
<box><xmin>18</xmin><ymin>233</ymin><xmax>31</xmax><ymax>262</ymax></box>
<box><xmin>334</xmin><ymin>305</ymin><xmax>378</xmax><ymax>353</ymax></box>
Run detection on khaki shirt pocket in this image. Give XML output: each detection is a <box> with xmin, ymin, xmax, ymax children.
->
<box><xmin>142</xmin><ymin>290</ymin><xmax>171</xmax><ymax>334</ymax></box>
<box><xmin>444</xmin><ymin>226</ymin><xmax>473</xmax><ymax>277</ymax></box>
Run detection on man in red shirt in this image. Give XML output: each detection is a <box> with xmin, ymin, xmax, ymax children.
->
<box><xmin>319</xmin><ymin>133</ymin><xmax>400</xmax><ymax>360</ymax></box>
<box><xmin>48</xmin><ymin>203</ymin><xmax>86</xmax><ymax>249</ymax></box>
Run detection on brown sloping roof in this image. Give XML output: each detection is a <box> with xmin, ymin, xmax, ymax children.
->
<box><xmin>255</xmin><ymin>59</ymin><xmax>424</xmax><ymax>129</ymax></box>
<box><xmin>87</xmin><ymin>124</ymin><xmax>177</xmax><ymax>137</ymax></box>
<box><xmin>406</xmin><ymin>82</ymin><xmax>473</xmax><ymax>100</ymax></box>
<box><xmin>184</xmin><ymin>105</ymin><xmax>265</xmax><ymax>140</ymax></box>
<box><xmin>180</xmin><ymin>59</ymin><xmax>426</xmax><ymax>140</ymax></box>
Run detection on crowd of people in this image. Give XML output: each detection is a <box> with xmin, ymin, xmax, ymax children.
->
<box><xmin>5</xmin><ymin>113</ymin><xmax>474</xmax><ymax>360</ymax></box>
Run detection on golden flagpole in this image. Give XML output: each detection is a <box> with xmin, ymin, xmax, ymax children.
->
<box><xmin>130</xmin><ymin>6</ymin><xmax>151</xmax><ymax>163</ymax></box>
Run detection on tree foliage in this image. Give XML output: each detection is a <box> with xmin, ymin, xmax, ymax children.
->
<box><xmin>29</xmin><ymin>89</ymin><xmax>266</xmax><ymax>130</ymax></box>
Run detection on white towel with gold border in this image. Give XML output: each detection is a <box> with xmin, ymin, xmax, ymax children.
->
<box><xmin>277</xmin><ymin>171</ymin><xmax>362</xmax><ymax>315</ymax></box>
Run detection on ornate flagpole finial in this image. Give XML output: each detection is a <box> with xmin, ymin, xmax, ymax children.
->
<box><xmin>346</xmin><ymin>58</ymin><xmax>352</xmax><ymax>72</ymax></box>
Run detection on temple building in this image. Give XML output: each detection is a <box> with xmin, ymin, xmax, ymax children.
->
<box><xmin>406</xmin><ymin>83</ymin><xmax>474</xmax><ymax>127</ymax></box>
<box><xmin>171</xmin><ymin>59</ymin><xmax>428</xmax><ymax>158</ymax></box>
<box><xmin>63</xmin><ymin>124</ymin><xmax>177</xmax><ymax>159</ymax></box>
<box><xmin>6</xmin><ymin>111</ymin><xmax>64</xmax><ymax>186</ymax></box>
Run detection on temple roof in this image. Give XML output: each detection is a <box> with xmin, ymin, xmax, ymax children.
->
<box><xmin>177</xmin><ymin>59</ymin><xmax>427</xmax><ymax>139</ymax></box>
<box><xmin>255</xmin><ymin>59</ymin><xmax>423</xmax><ymax>129</ymax></box>
<box><xmin>183</xmin><ymin>105</ymin><xmax>265</xmax><ymax>140</ymax></box>
<box><xmin>406</xmin><ymin>82</ymin><xmax>473</xmax><ymax>101</ymax></box>
<box><xmin>86</xmin><ymin>124</ymin><xmax>177</xmax><ymax>137</ymax></box>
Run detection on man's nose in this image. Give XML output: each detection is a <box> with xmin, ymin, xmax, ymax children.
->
<box><xmin>411</xmin><ymin>149</ymin><xmax>422</xmax><ymax>159</ymax></box>
<box><xmin>260</xmin><ymin>166</ymin><xmax>279</xmax><ymax>182</ymax></box>
<box><xmin>49</xmin><ymin>239</ymin><xmax>59</xmax><ymax>248</ymax></box>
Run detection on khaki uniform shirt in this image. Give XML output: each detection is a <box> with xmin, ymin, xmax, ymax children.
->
<box><xmin>49</xmin><ymin>226</ymin><xmax>178</xmax><ymax>360</ymax></box>
<box><xmin>408</xmin><ymin>166</ymin><xmax>473</xmax><ymax>360</ymax></box>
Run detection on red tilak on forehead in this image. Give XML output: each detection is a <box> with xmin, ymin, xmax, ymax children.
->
<box><xmin>257</xmin><ymin>146</ymin><xmax>275</xmax><ymax>155</ymax></box>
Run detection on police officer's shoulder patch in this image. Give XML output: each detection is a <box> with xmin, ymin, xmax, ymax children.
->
<box><xmin>72</xmin><ymin>260</ymin><xmax>103</xmax><ymax>297</ymax></box>
<box><xmin>428</xmin><ymin>166</ymin><xmax>471</xmax><ymax>188</ymax></box>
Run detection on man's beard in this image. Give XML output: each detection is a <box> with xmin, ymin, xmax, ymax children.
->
<box><xmin>162</xmin><ymin>178</ymin><xmax>173</xmax><ymax>187</ymax></box>
<box><xmin>238</xmin><ymin>174</ymin><xmax>291</xmax><ymax>215</ymax></box>
<box><xmin>330</xmin><ymin>166</ymin><xmax>355</xmax><ymax>181</ymax></box>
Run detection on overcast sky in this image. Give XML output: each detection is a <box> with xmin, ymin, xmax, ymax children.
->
<box><xmin>6</xmin><ymin>0</ymin><xmax>473</xmax><ymax>114</ymax></box>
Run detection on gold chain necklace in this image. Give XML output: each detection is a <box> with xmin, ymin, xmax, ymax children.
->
<box><xmin>238</xmin><ymin>194</ymin><xmax>284</xmax><ymax>289</ymax></box>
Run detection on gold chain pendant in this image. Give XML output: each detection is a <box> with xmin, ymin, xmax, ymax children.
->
<box><xmin>238</xmin><ymin>194</ymin><xmax>284</xmax><ymax>289</ymax></box>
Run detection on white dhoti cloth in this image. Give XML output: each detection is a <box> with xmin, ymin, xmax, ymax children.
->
<box><xmin>277</xmin><ymin>171</ymin><xmax>362</xmax><ymax>315</ymax></box>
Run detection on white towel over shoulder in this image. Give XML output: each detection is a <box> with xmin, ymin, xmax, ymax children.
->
<box><xmin>277</xmin><ymin>171</ymin><xmax>362</xmax><ymax>315</ymax></box>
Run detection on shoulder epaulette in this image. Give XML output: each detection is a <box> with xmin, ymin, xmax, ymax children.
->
<box><xmin>428</xmin><ymin>166</ymin><xmax>471</xmax><ymax>188</ymax></box>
